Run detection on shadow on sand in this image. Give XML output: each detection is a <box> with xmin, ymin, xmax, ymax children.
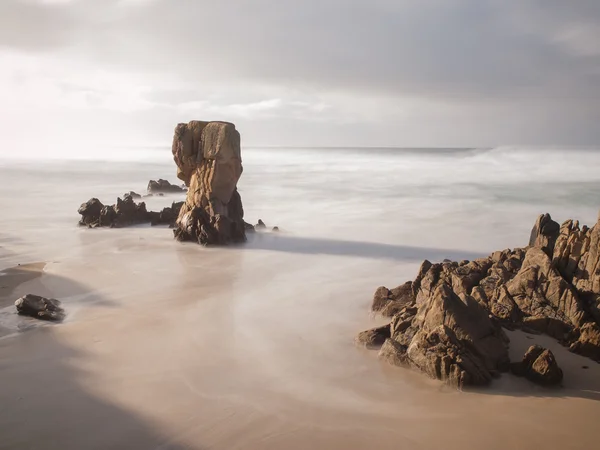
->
<box><xmin>0</xmin><ymin>269</ymin><xmax>199</xmax><ymax>450</ymax></box>
<box><xmin>245</xmin><ymin>232</ymin><xmax>486</xmax><ymax>262</ymax></box>
<box><xmin>0</xmin><ymin>328</ymin><xmax>199</xmax><ymax>450</ymax></box>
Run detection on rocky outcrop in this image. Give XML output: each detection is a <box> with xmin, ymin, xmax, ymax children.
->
<box><xmin>172</xmin><ymin>121</ymin><xmax>247</xmax><ymax>245</ymax></box>
<box><xmin>147</xmin><ymin>179</ymin><xmax>185</xmax><ymax>194</ymax></box>
<box><xmin>359</xmin><ymin>213</ymin><xmax>600</xmax><ymax>389</ymax></box>
<box><xmin>511</xmin><ymin>345</ymin><xmax>563</xmax><ymax>386</ymax></box>
<box><xmin>78</xmin><ymin>196</ymin><xmax>183</xmax><ymax>228</ymax></box>
<box><xmin>15</xmin><ymin>294</ymin><xmax>65</xmax><ymax>322</ymax></box>
<box><xmin>370</xmin><ymin>260</ymin><xmax>510</xmax><ymax>389</ymax></box>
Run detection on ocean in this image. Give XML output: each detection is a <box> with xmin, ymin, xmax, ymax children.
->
<box><xmin>0</xmin><ymin>146</ymin><xmax>599</xmax><ymax>449</ymax></box>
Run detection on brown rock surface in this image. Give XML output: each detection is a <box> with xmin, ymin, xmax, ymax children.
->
<box><xmin>511</xmin><ymin>345</ymin><xmax>563</xmax><ymax>386</ymax></box>
<box><xmin>359</xmin><ymin>212</ymin><xmax>600</xmax><ymax>389</ymax></box>
<box><xmin>172</xmin><ymin>121</ymin><xmax>246</xmax><ymax>245</ymax></box>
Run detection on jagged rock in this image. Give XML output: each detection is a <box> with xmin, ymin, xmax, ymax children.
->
<box><xmin>149</xmin><ymin>201</ymin><xmax>184</xmax><ymax>227</ymax></box>
<box><xmin>172</xmin><ymin>121</ymin><xmax>246</xmax><ymax>246</ymax></box>
<box><xmin>511</xmin><ymin>345</ymin><xmax>563</xmax><ymax>386</ymax></box>
<box><xmin>361</xmin><ymin>212</ymin><xmax>600</xmax><ymax>388</ymax></box>
<box><xmin>112</xmin><ymin>196</ymin><xmax>150</xmax><ymax>227</ymax></box>
<box><xmin>355</xmin><ymin>324</ymin><xmax>391</xmax><ymax>349</ymax></box>
<box><xmin>77</xmin><ymin>197</ymin><xmax>182</xmax><ymax>229</ymax></box>
<box><xmin>15</xmin><ymin>294</ymin><xmax>65</xmax><ymax>322</ymax></box>
<box><xmin>147</xmin><ymin>179</ymin><xmax>185</xmax><ymax>194</ymax></box>
<box><xmin>256</xmin><ymin>219</ymin><xmax>266</xmax><ymax>230</ymax></box>
<box><xmin>500</xmin><ymin>247</ymin><xmax>586</xmax><ymax>338</ymax></box>
<box><xmin>364</xmin><ymin>270</ymin><xmax>510</xmax><ymax>389</ymax></box>
<box><xmin>529</xmin><ymin>213</ymin><xmax>560</xmax><ymax>256</ymax></box>
<box><xmin>124</xmin><ymin>191</ymin><xmax>142</xmax><ymax>199</ymax></box>
<box><xmin>78</xmin><ymin>198</ymin><xmax>104</xmax><ymax>227</ymax></box>
<box><xmin>244</xmin><ymin>221</ymin><xmax>256</xmax><ymax>233</ymax></box>
<box><xmin>371</xmin><ymin>282</ymin><xmax>415</xmax><ymax>317</ymax></box>
<box><xmin>570</xmin><ymin>322</ymin><xmax>600</xmax><ymax>361</ymax></box>
<box><xmin>552</xmin><ymin>219</ymin><xmax>590</xmax><ymax>282</ymax></box>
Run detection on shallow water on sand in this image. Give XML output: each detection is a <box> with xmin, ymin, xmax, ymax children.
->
<box><xmin>0</xmin><ymin>147</ymin><xmax>599</xmax><ymax>449</ymax></box>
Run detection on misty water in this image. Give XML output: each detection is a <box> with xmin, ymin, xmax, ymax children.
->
<box><xmin>1</xmin><ymin>146</ymin><xmax>600</xmax><ymax>449</ymax></box>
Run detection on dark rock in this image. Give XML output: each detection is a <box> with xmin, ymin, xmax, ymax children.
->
<box><xmin>147</xmin><ymin>179</ymin><xmax>185</xmax><ymax>194</ymax></box>
<box><xmin>78</xmin><ymin>197</ymin><xmax>182</xmax><ymax>229</ymax></box>
<box><xmin>511</xmin><ymin>345</ymin><xmax>563</xmax><ymax>386</ymax></box>
<box><xmin>78</xmin><ymin>198</ymin><xmax>104</xmax><ymax>227</ymax></box>
<box><xmin>272</xmin><ymin>226</ymin><xmax>279</xmax><ymax>232</ymax></box>
<box><xmin>150</xmin><ymin>201</ymin><xmax>184</xmax><ymax>227</ymax></box>
<box><xmin>256</xmin><ymin>219</ymin><xmax>266</xmax><ymax>230</ymax></box>
<box><xmin>15</xmin><ymin>294</ymin><xmax>65</xmax><ymax>322</ymax></box>
<box><xmin>124</xmin><ymin>191</ymin><xmax>142</xmax><ymax>199</ymax></box>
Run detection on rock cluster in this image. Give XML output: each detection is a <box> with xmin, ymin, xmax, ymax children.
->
<box><xmin>171</xmin><ymin>121</ymin><xmax>247</xmax><ymax>245</ymax></box>
<box><xmin>147</xmin><ymin>179</ymin><xmax>186</xmax><ymax>194</ymax></box>
<box><xmin>78</xmin><ymin>195</ymin><xmax>183</xmax><ymax>228</ymax></box>
<box><xmin>359</xmin><ymin>213</ymin><xmax>600</xmax><ymax>389</ymax></box>
<box><xmin>15</xmin><ymin>294</ymin><xmax>65</xmax><ymax>322</ymax></box>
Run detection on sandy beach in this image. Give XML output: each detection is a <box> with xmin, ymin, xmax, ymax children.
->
<box><xmin>1</xmin><ymin>148</ymin><xmax>600</xmax><ymax>449</ymax></box>
<box><xmin>0</xmin><ymin>252</ymin><xmax>599</xmax><ymax>450</ymax></box>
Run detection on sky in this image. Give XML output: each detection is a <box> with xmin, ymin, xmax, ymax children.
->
<box><xmin>0</xmin><ymin>0</ymin><xmax>599</xmax><ymax>155</ymax></box>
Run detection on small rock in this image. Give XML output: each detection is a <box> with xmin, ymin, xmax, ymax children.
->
<box><xmin>272</xmin><ymin>226</ymin><xmax>279</xmax><ymax>232</ymax></box>
<box><xmin>147</xmin><ymin>179</ymin><xmax>185</xmax><ymax>194</ymax></box>
<box><xmin>511</xmin><ymin>345</ymin><xmax>563</xmax><ymax>386</ymax></box>
<box><xmin>256</xmin><ymin>219</ymin><xmax>266</xmax><ymax>230</ymax></box>
<box><xmin>15</xmin><ymin>294</ymin><xmax>65</xmax><ymax>322</ymax></box>
<box><xmin>123</xmin><ymin>191</ymin><xmax>142</xmax><ymax>199</ymax></box>
<box><xmin>355</xmin><ymin>324</ymin><xmax>391</xmax><ymax>349</ymax></box>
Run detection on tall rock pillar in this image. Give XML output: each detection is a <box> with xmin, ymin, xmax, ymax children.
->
<box><xmin>172</xmin><ymin>120</ymin><xmax>246</xmax><ymax>245</ymax></box>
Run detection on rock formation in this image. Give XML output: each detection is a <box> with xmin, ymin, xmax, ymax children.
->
<box><xmin>124</xmin><ymin>191</ymin><xmax>142</xmax><ymax>199</ymax></box>
<box><xmin>78</xmin><ymin>196</ymin><xmax>183</xmax><ymax>228</ymax></box>
<box><xmin>510</xmin><ymin>345</ymin><xmax>563</xmax><ymax>386</ymax></box>
<box><xmin>171</xmin><ymin>121</ymin><xmax>247</xmax><ymax>245</ymax></box>
<box><xmin>147</xmin><ymin>179</ymin><xmax>186</xmax><ymax>194</ymax></box>
<box><xmin>359</xmin><ymin>213</ymin><xmax>600</xmax><ymax>389</ymax></box>
<box><xmin>15</xmin><ymin>294</ymin><xmax>65</xmax><ymax>322</ymax></box>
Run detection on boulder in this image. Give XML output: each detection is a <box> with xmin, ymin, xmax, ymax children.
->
<box><xmin>15</xmin><ymin>294</ymin><xmax>65</xmax><ymax>322</ymax></box>
<box><xmin>355</xmin><ymin>324</ymin><xmax>390</xmax><ymax>349</ymax></box>
<box><xmin>172</xmin><ymin>121</ymin><xmax>246</xmax><ymax>245</ymax></box>
<box><xmin>256</xmin><ymin>219</ymin><xmax>266</xmax><ymax>230</ymax></box>
<box><xmin>78</xmin><ymin>198</ymin><xmax>104</xmax><ymax>227</ymax></box>
<box><xmin>123</xmin><ymin>191</ymin><xmax>142</xmax><ymax>199</ymax></box>
<box><xmin>147</xmin><ymin>179</ymin><xmax>185</xmax><ymax>194</ymax></box>
<box><xmin>511</xmin><ymin>345</ymin><xmax>563</xmax><ymax>386</ymax></box>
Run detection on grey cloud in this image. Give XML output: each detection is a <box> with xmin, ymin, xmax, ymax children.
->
<box><xmin>1</xmin><ymin>0</ymin><xmax>599</xmax><ymax>145</ymax></box>
<box><xmin>3</xmin><ymin>0</ymin><xmax>598</xmax><ymax>97</ymax></box>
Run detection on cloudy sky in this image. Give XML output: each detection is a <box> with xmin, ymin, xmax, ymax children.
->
<box><xmin>0</xmin><ymin>0</ymin><xmax>599</xmax><ymax>154</ymax></box>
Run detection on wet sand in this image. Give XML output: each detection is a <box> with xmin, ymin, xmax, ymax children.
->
<box><xmin>0</xmin><ymin>262</ymin><xmax>46</xmax><ymax>307</ymax></box>
<box><xmin>0</xmin><ymin>233</ymin><xmax>598</xmax><ymax>450</ymax></box>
